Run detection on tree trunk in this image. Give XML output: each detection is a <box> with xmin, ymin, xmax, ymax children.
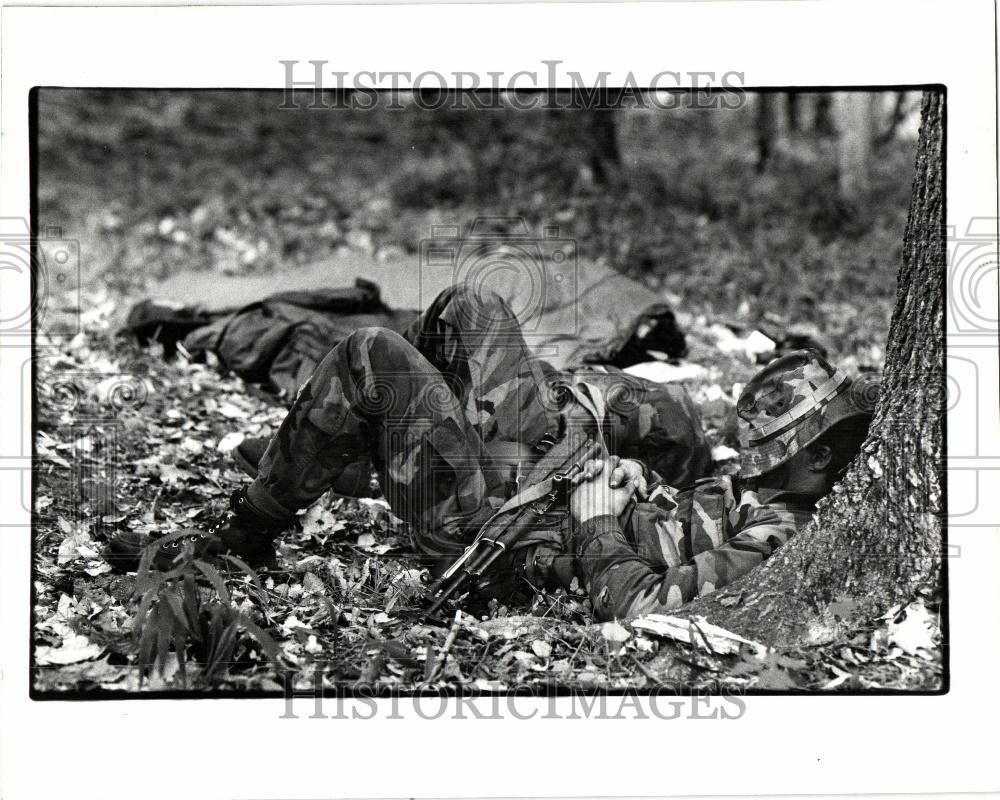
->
<box><xmin>680</xmin><ymin>91</ymin><xmax>945</xmax><ymax>647</ymax></box>
<box><xmin>578</xmin><ymin>88</ymin><xmax>621</xmax><ymax>186</ymax></box>
<box><xmin>785</xmin><ymin>92</ymin><xmax>800</xmax><ymax>133</ymax></box>
<box><xmin>587</xmin><ymin>105</ymin><xmax>621</xmax><ymax>185</ymax></box>
<box><xmin>814</xmin><ymin>94</ymin><xmax>836</xmax><ymax>136</ymax></box>
<box><xmin>755</xmin><ymin>94</ymin><xmax>778</xmax><ymax>173</ymax></box>
<box><xmin>835</xmin><ymin>92</ymin><xmax>879</xmax><ymax>198</ymax></box>
<box><xmin>547</xmin><ymin>89</ymin><xmax>621</xmax><ymax>186</ymax></box>
<box><xmin>834</xmin><ymin>92</ymin><xmax>874</xmax><ymax>201</ymax></box>
<box><xmin>875</xmin><ymin>91</ymin><xmax>913</xmax><ymax>149</ymax></box>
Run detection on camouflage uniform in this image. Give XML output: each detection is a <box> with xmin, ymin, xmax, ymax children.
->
<box><xmin>246</xmin><ymin>284</ymin><xmax>712</xmax><ymax>564</ymax></box>
<box><xmin>572</xmin><ymin>478</ymin><xmax>818</xmax><ymax>620</ymax></box>
<box><xmin>571</xmin><ymin>349</ymin><xmax>878</xmax><ymax>621</ymax></box>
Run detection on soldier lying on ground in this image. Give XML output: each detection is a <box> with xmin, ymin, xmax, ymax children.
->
<box><xmin>108</xmin><ymin>284</ymin><xmax>876</xmax><ymax>621</ymax></box>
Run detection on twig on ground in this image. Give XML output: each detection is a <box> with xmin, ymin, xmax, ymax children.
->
<box><xmin>427</xmin><ymin>610</ymin><xmax>462</xmax><ymax>682</ymax></box>
<box><xmin>147</xmin><ymin>485</ymin><xmax>165</xmax><ymax>520</ymax></box>
<box><xmin>630</xmin><ymin>654</ymin><xmax>660</xmax><ymax>685</ymax></box>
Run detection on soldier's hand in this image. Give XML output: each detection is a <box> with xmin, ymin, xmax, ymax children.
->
<box><xmin>570</xmin><ymin>456</ymin><xmax>636</xmax><ymax>523</ymax></box>
<box><xmin>608</xmin><ymin>458</ymin><xmax>648</xmax><ymax>500</ymax></box>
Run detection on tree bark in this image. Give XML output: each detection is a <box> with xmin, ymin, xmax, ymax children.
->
<box><xmin>835</xmin><ymin>92</ymin><xmax>879</xmax><ymax>198</ymax></box>
<box><xmin>587</xmin><ymin>105</ymin><xmax>621</xmax><ymax>185</ymax></box>
<box><xmin>814</xmin><ymin>94</ymin><xmax>836</xmax><ymax>137</ymax></box>
<box><xmin>547</xmin><ymin>89</ymin><xmax>621</xmax><ymax>186</ymax></box>
<box><xmin>875</xmin><ymin>91</ymin><xmax>913</xmax><ymax>149</ymax></box>
<box><xmin>755</xmin><ymin>94</ymin><xmax>778</xmax><ymax>173</ymax></box>
<box><xmin>679</xmin><ymin>91</ymin><xmax>945</xmax><ymax>647</ymax></box>
<box><xmin>785</xmin><ymin>92</ymin><xmax>800</xmax><ymax>134</ymax></box>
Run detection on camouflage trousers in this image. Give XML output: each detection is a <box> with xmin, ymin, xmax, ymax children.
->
<box><xmin>247</xmin><ymin>285</ymin><xmax>561</xmax><ymax>559</ymax></box>
<box><xmin>246</xmin><ymin>284</ymin><xmax>712</xmax><ymax>567</ymax></box>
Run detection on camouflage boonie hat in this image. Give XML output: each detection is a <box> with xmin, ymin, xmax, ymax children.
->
<box><xmin>737</xmin><ymin>349</ymin><xmax>879</xmax><ymax>477</ymax></box>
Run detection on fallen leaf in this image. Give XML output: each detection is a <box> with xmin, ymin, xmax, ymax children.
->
<box><xmin>158</xmin><ymin>463</ymin><xmax>193</xmax><ymax>484</ymax></box>
<box><xmin>57</xmin><ymin>593</ymin><xmax>75</xmax><ymax>618</ymax></box>
<box><xmin>36</xmin><ymin>635</ymin><xmax>104</xmax><ymax>665</ymax></box>
<box><xmin>181</xmin><ymin>437</ymin><xmax>204</xmax><ymax>454</ymax></box>
<box><xmin>887</xmin><ymin>601</ymin><xmax>936</xmax><ymax>656</ymax></box>
<box><xmin>744</xmin><ymin>329</ymin><xmax>776</xmax><ymax>359</ymax></box>
<box><xmin>531</xmin><ymin>640</ymin><xmax>552</xmax><ymax>659</ymax></box>
<box><xmin>57</xmin><ymin>530</ymin><xmax>94</xmax><ymax>565</ymax></box>
<box><xmin>393</xmin><ymin>568</ymin><xmax>426</xmax><ymax>589</ymax></box>
<box><xmin>299</xmin><ymin>504</ymin><xmax>349</xmax><ymax>542</ymax></box>
<box><xmin>754</xmin><ymin>664</ymin><xmax>798</xmax><ymax>690</ymax></box>
<box><xmin>217</xmin><ymin>401</ymin><xmax>244</xmax><ymax>419</ymax></box>
<box><xmin>44</xmin><ymin>452</ymin><xmax>73</xmax><ymax>469</ymax></box>
<box><xmin>280</xmin><ymin>615</ymin><xmax>308</xmax><ymax>635</ymax></box>
<box><xmin>302</xmin><ymin>572</ymin><xmax>326</xmax><ymax>595</ymax></box>
<box><xmin>822</xmin><ymin>673</ymin><xmax>850</xmax><ymax>690</ymax></box>
<box><xmin>733</xmin><ymin>651</ymin><xmax>805</xmax><ymax>688</ymax></box>
<box><xmin>822</xmin><ymin>664</ymin><xmax>853</xmax><ymax>690</ymax></box>
<box><xmin>216</xmin><ymin>431</ymin><xmax>245</xmax><ymax>452</ymax></box>
<box><xmin>600</xmin><ymin>621</ymin><xmax>631</xmax><ymax>643</ymax></box>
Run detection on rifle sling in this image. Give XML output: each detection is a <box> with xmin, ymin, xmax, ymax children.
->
<box><xmin>444</xmin><ymin>382</ymin><xmax>609</xmax><ymax>568</ymax></box>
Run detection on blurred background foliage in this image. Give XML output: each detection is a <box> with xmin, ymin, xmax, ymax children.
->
<box><xmin>32</xmin><ymin>89</ymin><xmax>928</xmax><ymax>692</ymax></box>
<box><xmin>37</xmin><ymin>88</ymin><xmax>918</xmax><ymax>361</ymax></box>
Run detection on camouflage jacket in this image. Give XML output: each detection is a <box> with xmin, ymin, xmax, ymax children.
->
<box><xmin>571</xmin><ymin>476</ymin><xmax>820</xmax><ymax>621</ymax></box>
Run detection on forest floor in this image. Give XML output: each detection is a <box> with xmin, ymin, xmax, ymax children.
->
<box><xmin>32</xmin><ymin>90</ymin><xmax>943</xmax><ymax>694</ymax></box>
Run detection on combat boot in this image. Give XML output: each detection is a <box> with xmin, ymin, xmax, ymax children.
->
<box><xmin>105</xmin><ymin>488</ymin><xmax>291</xmax><ymax>572</ymax></box>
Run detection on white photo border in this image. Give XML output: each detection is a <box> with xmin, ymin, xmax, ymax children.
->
<box><xmin>2</xmin><ymin>2</ymin><xmax>997</xmax><ymax>799</ymax></box>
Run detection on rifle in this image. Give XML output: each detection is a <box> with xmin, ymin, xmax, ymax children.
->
<box><xmin>423</xmin><ymin>438</ymin><xmax>602</xmax><ymax>619</ymax></box>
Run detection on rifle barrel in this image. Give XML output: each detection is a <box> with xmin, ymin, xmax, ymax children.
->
<box><xmin>425</xmin><ymin>538</ymin><xmax>507</xmax><ymax>617</ymax></box>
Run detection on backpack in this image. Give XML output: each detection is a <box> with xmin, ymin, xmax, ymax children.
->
<box><xmin>182</xmin><ymin>279</ymin><xmax>419</xmax><ymax>399</ymax></box>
